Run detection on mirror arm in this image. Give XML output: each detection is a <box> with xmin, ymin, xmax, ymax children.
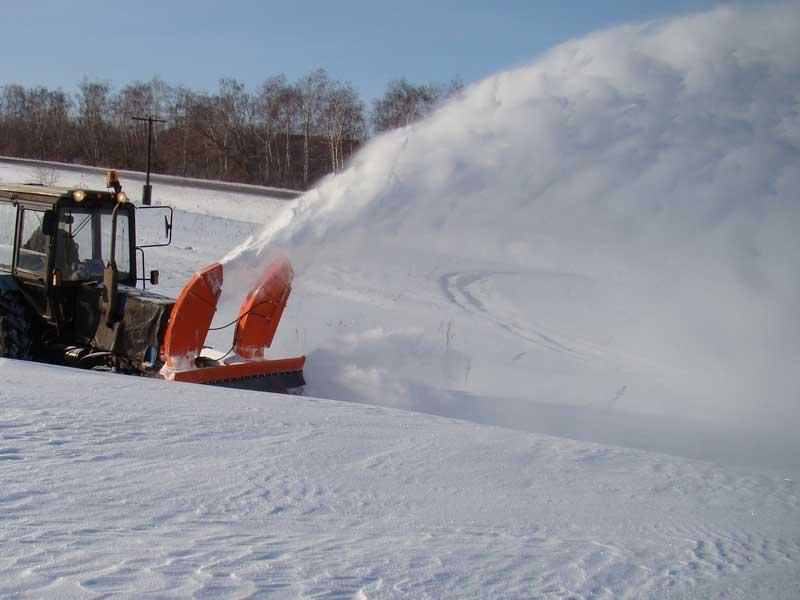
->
<box><xmin>136</xmin><ymin>246</ymin><xmax>147</xmax><ymax>290</ymax></box>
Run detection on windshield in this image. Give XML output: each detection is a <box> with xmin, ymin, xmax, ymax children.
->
<box><xmin>57</xmin><ymin>207</ymin><xmax>132</xmax><ymax>282</ymax></box>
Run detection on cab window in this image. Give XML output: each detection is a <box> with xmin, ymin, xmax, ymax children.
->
<box><xmin>101</xmin><ymin>212</ymin><xmax>130</xmax><ymax>276</ymax></box>
<box><xmin>56</xmin><ymin>207</ymin><xmax>131</xmax><ymax>282</ymax></box>
<box><xmin>0</xmin><ymin>202</ymin><xmax>15</xmax><ymax>271</ymax></box>
<box><xmin>17</xmin><ymin>209</ymin><xmax>48</xmax><ymax>277</ymax></box>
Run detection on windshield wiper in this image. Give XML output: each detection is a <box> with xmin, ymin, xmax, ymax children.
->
<box><xmin>67</xmin><ymin>213</ymin><xmax>92</xmax><ymax>238</ymax></box>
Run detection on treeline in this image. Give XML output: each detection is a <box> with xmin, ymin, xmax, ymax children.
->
<box><xmin>0</xmin><ymin>71</ymin><xmax>461</xmax><ymax>190</ymax></box>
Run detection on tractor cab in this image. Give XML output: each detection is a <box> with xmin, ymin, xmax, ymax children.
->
<box><xmin>1</xmin><ymin>185</ymin><xmax>137</xmax><ymax>315</ymax></box>
<box><xmin>0</xmin><ymin>181</ymin><xmax>174</xmax><ymax>366</ymax></box>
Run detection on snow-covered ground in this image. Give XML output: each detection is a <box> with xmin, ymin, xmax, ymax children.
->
<box><xmin>2</xmin><ymin>360</ymin><xmax>798</xmax><ymax>599</ymax></box>
<box><xmin>2</xmin><ymin>4</ymin><xmax>800</xmax><ymax>598</ymax></box>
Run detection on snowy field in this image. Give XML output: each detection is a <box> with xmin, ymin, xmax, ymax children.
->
<box><xmin>2</xmin><ymin>361</ymin><xmax>798</xmax><ymax>599</ymax></box>
<box><xmin>2</xmin><ymin>4</ymin><xmax>800</xmax><ymax>598</ymax></box>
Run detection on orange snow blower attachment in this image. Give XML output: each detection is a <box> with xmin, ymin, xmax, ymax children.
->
<box><xmin>161</xmin><ymin>262</ymin><xmax>223</xmax><ymax>367</ymax></box>
<box><xmin>160</xmin><ymin>257</ymin><xmax>305</xmax><ymax>393</ymax></box>
<box><xmin>233</xmin><ymin>257</ymin><xmax>293</xmax><ymax>359</ymax></box>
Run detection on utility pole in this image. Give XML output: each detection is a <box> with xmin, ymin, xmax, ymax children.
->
<box><xmin>132</xmin><ymin>115</ymin><xmax>166</xmax><ymax>205</ymax></box>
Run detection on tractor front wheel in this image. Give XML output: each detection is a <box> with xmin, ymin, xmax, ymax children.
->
<box><xmin>0</xmin><ymin>290</ymin><xmax>33</xmax><ymax>360</ymax></box>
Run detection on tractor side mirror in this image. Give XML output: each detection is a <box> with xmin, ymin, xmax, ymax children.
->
<box><xmin>136</xmin><ymin>205</ymin><xmax>173</xmax><ymax>248</ymax></box>
<box><xmin>41</xmin><ymin>210</ymin><xmax>56</xmax><ymax>236</ymax></box>
<box><xmin>149</xmin><ymin>270</ymin><xmax>160</xmax><ymax>285</ymax></box>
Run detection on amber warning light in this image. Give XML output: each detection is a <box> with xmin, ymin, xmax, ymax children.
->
<box><xmin>106</xmin><ymin>170</ymin><xmax>122</xmax><ymax>194</ymax></box>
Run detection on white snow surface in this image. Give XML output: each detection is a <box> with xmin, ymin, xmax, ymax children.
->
<box><xmin>2</xmin><ymin>4</ymin><xmax>800</xmax><ymax>598</ymax></box>
<box><xmin>2</xmin><ymin>361</ymin><xmax>799</xmax><ymax>599</ymax></box>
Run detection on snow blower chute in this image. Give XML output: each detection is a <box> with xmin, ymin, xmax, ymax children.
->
<box><xmin>159</xmin><ymin>257</ymin><xmax>306</xmax><ymax>391</ymax></box>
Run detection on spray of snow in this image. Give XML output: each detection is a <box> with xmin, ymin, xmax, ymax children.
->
<box><xmin>223</xmin><ymin>4</ymin><xmax>800</xmax><ymax>429</ymax></box>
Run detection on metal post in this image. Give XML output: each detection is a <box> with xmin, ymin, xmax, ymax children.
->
<box><xmin>132</xmin><ymin>115</ymin><xmax>165</xmax><ymax>206</ymax></box>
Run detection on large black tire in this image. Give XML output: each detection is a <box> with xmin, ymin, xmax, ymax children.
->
<box><xmin>0</xmin><ymin>290</ymin><xmax>33</xmax><ymax>360</ymax></box>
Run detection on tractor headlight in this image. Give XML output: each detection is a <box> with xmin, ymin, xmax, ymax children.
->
<box><xmin>117</xmin><ymin>192</ymin><xmax>128</xmax><ymax>203</ymax></box>
<box><xmin>72</xmin><ymin>189</ymin><xmax>86</xmax><ymax>202</ymax></box>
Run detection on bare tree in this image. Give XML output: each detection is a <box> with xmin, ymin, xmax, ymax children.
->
<box><xmin>321</xmin><ymin>81</ymin><xmax>365</xmax><ymax>172</ymax></box>
<box><xmin>255</xmin><ymin>75</ymin><xmax>289</xmax><ymax>185</ymax></box>
<box><xmin>189</xmin><ymin>80</ymin><xmax>255</xmax><ymax>180</ymax></box>
<box><xmin>75</xmin><ymin>79</ymin><xmax>111</xmax><ymax>164</ymax></box>
<box><xmin>296</xmin><ymin>69</ymin><xmax>330</xmax><ymax>186</ymax></box>
<box><xmin>278</xmin><ymin>83</ymin><xmax>300</xmax><ymax>187</ymax></box>
<box><xmin>165</xmin><ymin>85</ymin><xmax>197</xmax><ymax>176</ymax></box>
<box><xmin>216</xmin><ymin>78</ymin><xmax>257</xmax><ymax>180</ymax></box>
<box><xmin>27</xmin><ymin>87</ymin><xmax>71</xmax><ymax>160</ymax></box>
<box><xmin>371</xmin><ymin>78</ymin><xmax>463</xmax><ymax>133</ymax></box>
<box><xmin>0</xmin><ymin>85</ymin><xmax>28</xmax><ymax>157</ymax></box>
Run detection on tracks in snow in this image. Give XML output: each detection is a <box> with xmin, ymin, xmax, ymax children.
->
<box><xmin>438</xmin><ymin>270</ymin><xmax>587</xmax><ymax>360</ymax></box>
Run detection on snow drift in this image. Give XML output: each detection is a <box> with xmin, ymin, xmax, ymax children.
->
<box><xmin>223</xmin><ymin>5</ymin><xmax>800</xmax><ymax>435</ymax></box>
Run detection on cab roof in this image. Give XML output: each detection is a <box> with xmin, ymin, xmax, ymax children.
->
<box><xmin>0</xmin><ymin>183</ymin><xmax>122</xmax><ymax>209</ymax></box>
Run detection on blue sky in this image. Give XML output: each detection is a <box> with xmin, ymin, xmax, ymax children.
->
<box><xmin>2</xmin><ymin>1</ymin><xmax>763</xmax><ymax>103</ymax></box>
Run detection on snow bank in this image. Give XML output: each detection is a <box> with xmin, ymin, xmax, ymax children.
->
<box><xmin>224</xmin><ymin>4</ymin><xmax>800</xmax><ymax>428</ymax></box>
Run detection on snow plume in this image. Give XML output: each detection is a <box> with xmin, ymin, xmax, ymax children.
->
<box><xmin>224</xmin><ymin>4</ymin><xmax>800</xmax><ymax>437</ymax></box>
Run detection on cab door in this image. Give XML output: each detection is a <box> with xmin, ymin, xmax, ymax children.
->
<box><xmin>0</xmin><ymin>201</ymin><xmax>15</xmax><ymax>275</ymax></box>
<box><xmin>13</xmin><ymin>206</ymin><xmax>51</xmax><ymax>318</ymax></box>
